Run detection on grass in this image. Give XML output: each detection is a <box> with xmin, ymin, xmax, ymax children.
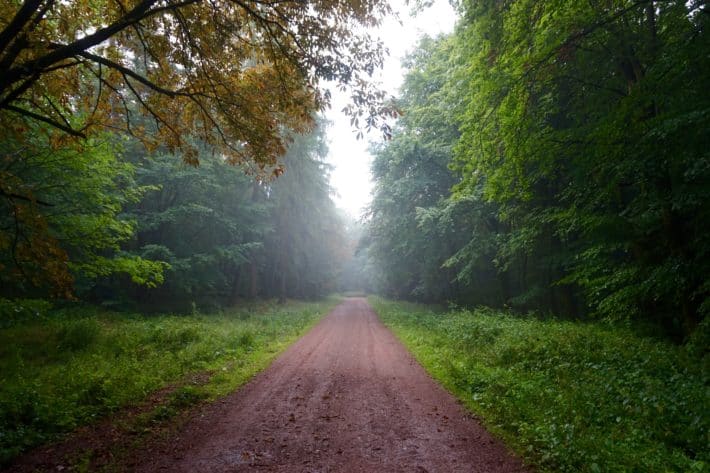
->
<box><xmin>0</xmin><ymin>297</ymin><xmax>337</xmax><ymax>466</ymax></box>
<box><xmin>370</xmin><ymin>296</ymin><xmax>709</xmax><ymax>473</ymax></box>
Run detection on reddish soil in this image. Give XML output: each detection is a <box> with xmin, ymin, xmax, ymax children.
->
<box><xmin>131</xmin><ymin>297</ymin><xmax>529</xmax><ymax>472</ymax></box>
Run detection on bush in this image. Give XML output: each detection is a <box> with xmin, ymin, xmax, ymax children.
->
<box><xmin>0</xmin><ymin>299</ymin><xmax>52</xmax><ymax>329</ymax></box>
<box><xmin>57</xmin><ymin>319</ymin><xmax>101</xmax><ymax>351</ymax></box>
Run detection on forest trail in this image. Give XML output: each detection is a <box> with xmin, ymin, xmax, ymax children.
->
<box><xmin>135</xmin><ymin>298</ymin><xmax>528</xmax><ymax>472</ymax></box>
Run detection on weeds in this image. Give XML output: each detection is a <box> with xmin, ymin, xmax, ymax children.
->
<box><xmin>56</xmin><ymin>319</ymin><xmax>101</xmax><ymax>352</ymax></box>
<box><xmin>0</xmin><ymin>297</ymin><xmax>336</xmax><ymax>465</ymax></box>
<box><xmin>370</xmin><ymin>297</ymin><xmax>709</xmax><ymax>473</ymax></box>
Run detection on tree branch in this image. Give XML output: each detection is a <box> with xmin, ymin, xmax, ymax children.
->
<box><xmin>0</xmin><ymin>0</ymin><xmax>45</xmax><ymax>55</ymax></box>
<box><xmin>0</xmin><ymin>0</ymin><xmax>201</xmax><ymax>95</ymax></box>
<box><xmin>522</xmin><ymin>0</ymin><xmax>653</xmax><ymax>80</ymax></box>
<box><xmin>75</xmin><ymin>50</ymin><xmax>185</xmax><ymax>97</ymax></box>
<box><xmin>1</xmin><ymin>187</ymin><xmax>54</xmax><ymax>206</ymax></box>
<box><xmin>4</xmin><ymin>104</ymin><xmax>86</xmax><ymax>137</ymax></box>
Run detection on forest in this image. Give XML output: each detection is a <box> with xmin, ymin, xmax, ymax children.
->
<box><xmin>0</xmin><ymin>0</ymin><xmax>368</xmax><ymax>309</ymax></box>
<box><xmin>357</xmin><ymin>4</ymin><xmax>709</xmax><ymax>468</ymax></box>
<box><xmin>364</xmin><ymin>0</ymin><xmax>710</xmax><ymax>339</ymax></box>
<box><xmin>0</xmin><ymin>0</ymin><xmax>708</xmax><ymax>471</ymax></box>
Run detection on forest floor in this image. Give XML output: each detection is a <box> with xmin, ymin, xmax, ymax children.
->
<box><xmin>10</xmin><ymin>297</ymin><xmax>529</xmax><ymax>472</ymax></box>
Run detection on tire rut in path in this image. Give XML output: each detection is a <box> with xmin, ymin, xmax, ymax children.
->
<box><xmin>135</xmin><ymin>297</ymin><xmax>529</xmax><ymax>473</ymax></box>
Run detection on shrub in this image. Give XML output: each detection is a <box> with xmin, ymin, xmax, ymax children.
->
<box><xmin>57</xmin><ymin>319</ymin><xmax>101</xmax><ymax>351</ymax></box>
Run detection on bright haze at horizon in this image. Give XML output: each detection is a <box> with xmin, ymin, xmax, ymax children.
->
<box><xmin>325</xmin><ymin>0</ymin><xmax>457</xmax><ymax>218</ymax></box>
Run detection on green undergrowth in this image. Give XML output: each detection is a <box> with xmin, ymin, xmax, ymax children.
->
<box><xmin>0</xmin><ymin>297</ymin><xmax>337</xmax><ymax>466</ymax></box>
<box><xmin>370</xmin><ymin>297</ymin><xmax>709</xmax><ymax>473</ymax></box>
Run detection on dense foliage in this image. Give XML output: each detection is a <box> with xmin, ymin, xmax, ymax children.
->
<box><xmin>0</xmin><ymin>0</ymin><xmax>391</xmax><ymax>296</ymax></box>
<box><xmin>97</xmin><ymin>123</ymin><xmax>345</xmax><ymax>310</ymax></box>
<box><xmin>0</xmin><ymin>131</ymin><xmax>165</xmax><ymax>297</ymax></box>
<box><xmin>0</xmin><ymin>0</ymin><xmax>392</xmax><ymax>165</ymax></box>
<box><xmin>1</xmin><ymin>117</ymin><xmax>347</xmax><ymax>306</ymax></box>
<box><xmin>372</xmin><ymin>297</ymin><xmax>709</xmax><ymax>472</ymax></box>
<box><xmin>258</xmin><ymin>128</ymin><xmax>347</xmax><ymax>301</ymax></box>
<box><xmin>365</xmin><ymin>0</ymin><xmax>710</xmax><ymax>336</ymax></box>
<box><xmin>0</xmin><ymin>117</ymin><xmax>347</xmax><ymax>464</ymax></box>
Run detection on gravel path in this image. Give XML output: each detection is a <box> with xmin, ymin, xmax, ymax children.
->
<box><xmin>135</xmin><ymin>297</ymin><xmax>528</xmax><ymax>473</ymax></box>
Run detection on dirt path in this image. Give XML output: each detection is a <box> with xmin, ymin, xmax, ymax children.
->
<box><xmin>133</xmin><ymin>297</ymin><xmax>528</xmax><ymax>472</ymax></box>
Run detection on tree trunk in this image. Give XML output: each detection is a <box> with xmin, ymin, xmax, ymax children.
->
<box><xmin>249</xmin><ymin>259</ymin><xmax>258</xmax><ymax>299</ymax></box>
<box><xmin>230</xmin><ymin>266</ymin><xmax>241</xmax><ymax>305</ymax></box>
<box><xmin>279</xmin><ymin>265</ymin><xmax>287</xmax><ymax>304</ymax></box>
<box><xmin>646</xmin><ymin>2</ymin><xmax>657</xmax><ymax>55</ymax></box>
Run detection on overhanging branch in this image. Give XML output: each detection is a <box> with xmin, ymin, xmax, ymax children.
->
<box><xmin>5</xmin><ymin>104</ymin><xmax>86</xmax><ymax>137</ymax></box>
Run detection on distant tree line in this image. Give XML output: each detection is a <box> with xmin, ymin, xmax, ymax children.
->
<box><xmin>1</xmin><ymin>119</ymin><xmax>348</xmax><ymax>311</ymax></box>
<box><xmin>0</xmin><ymin>0</ymin><xmax>385</xmax><ymax>310</ymax></box>
<box><xmin>364</xmin><ymin>0</ymin><xmax>709</xmax><ymax>337</ymax></box>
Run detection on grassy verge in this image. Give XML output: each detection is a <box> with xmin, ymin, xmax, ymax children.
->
<box><xmin>0</xmin><ymin>297</ymin><xmax>337</xmax><ymax>466</ymax></box>
<box><xmin>370</xmin><ymin>297</ymin><xmax>708</xmax><ymax>473</ymax></box>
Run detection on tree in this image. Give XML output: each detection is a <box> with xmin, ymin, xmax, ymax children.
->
<box><xmin>0</xmin><ymin>129</ymin><xmax>165</xmax><ymax>297</ymax></box>
<box><xmin>116</xmin><ymin>146</ymin><xmax>268</xmax><ymax>310</ymax></box>
<box><xmin>0</xmin><ymin>0</ymin><xmax>394</xmax><ymax>169</ymax></box>
<box><xmin>261</xmin><ymin>120</ymin><xmax>346</xmax><ymax>300</ymax></box>
<box><xmin>453</xmin><ymin>0</ymin><xmax>710</xmax><ymax>330</ymax></box>
<box><xmin>0</xmin><ymin>0</ymin><xmax>395</xmax><ymax>298</ymax></box>
<box><xmin>100</xmin><ymin>120</ymin><xmax>346</xmax><ymax>309</ymax></box>
<box><xmin>366</xmin><ymin>35</ymin><xmax>480</xmax><ymax>302</ymax></box>
<box><xmin>367</xmin><ymin>1</ymin><xmax>709</xmax><ymax>335</ymax></box>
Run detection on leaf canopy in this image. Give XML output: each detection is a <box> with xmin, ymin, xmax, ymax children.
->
<box><xmin>0</xmin><ymin>0</ymin><xmax>393</xmax><ymax>169</ymax></box>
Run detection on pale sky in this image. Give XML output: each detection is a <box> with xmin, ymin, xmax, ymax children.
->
<box><xmin>326</xmin><ymin>0</ymin><xmax>458</xmax><ymax>218</ymax></box>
